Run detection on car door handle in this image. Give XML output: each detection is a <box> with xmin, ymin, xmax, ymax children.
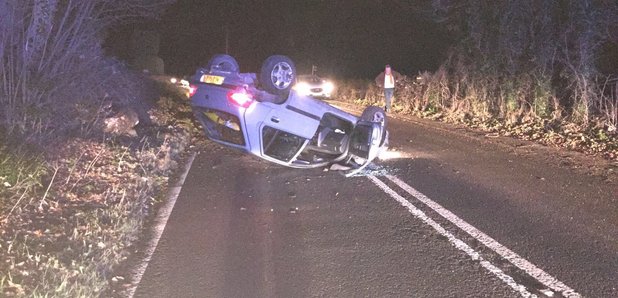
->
<box><xmin>270</xmin><ymin>117</ymin><xmax>280</xmax><ymax>123</ymax></box>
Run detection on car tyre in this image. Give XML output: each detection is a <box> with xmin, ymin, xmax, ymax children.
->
<box><xmin>207</xmin><ymin>54</ymin><xmax>240</xmax><ymax>73</ymax></box>
<box><xmin>360</xmin><ymin>106</ymin><xmax>387</xmax><ymax>127</ymax></box>
<box><xmin>361</xmin><ymin>106</ymin><xmax>388</xmax><ymax>146</ymax></box>
<box><xmin>260</xmin><ymin>55</ymin><xmax>296</xmax><ymax>98</ymax></box>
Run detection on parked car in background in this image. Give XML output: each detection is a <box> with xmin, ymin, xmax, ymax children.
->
<box><xmin>293</xmin><ymin>75</ymin><xmax>335</xmax><ymax>98</ymax></box>
<box><xmin>188</xmin><ymin>54</ymin><xmax>388</xmax><ymax>176</ymax></box>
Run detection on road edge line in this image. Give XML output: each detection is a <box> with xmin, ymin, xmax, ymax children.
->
<box><xmin>125</xmin><ymin>151</ymin><xmax>197</xmax><ymax>298</ymax></box>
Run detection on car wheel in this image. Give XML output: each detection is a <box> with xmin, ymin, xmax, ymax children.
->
<box><xmin>361</xmin><ymin>106</ymin><xmax>388</xmax><ymax>146</ymax></box>
<box><xmin>207</xmin><ymin>54</ymin><xmax>240</xmax><ymax>73</ymax></box>
<box><xmin>260</xmin><ymin>55</ymin><xmax>296</xmax><ymax>97</ymax></box>
<box><xmin>360</xmin><ymin>106</ymin><xmax>387</xmax><ymax>127</ymax></box>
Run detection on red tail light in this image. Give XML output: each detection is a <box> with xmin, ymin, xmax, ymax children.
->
<box><xmin>188</xmin><ymin>84</ymin><xmax>198</xmax><ymax>97</ymax></box>
<box><xmin>228</xmin><ymin>89</ymin><xmax>254</xmax><ymax>108</ymax></box>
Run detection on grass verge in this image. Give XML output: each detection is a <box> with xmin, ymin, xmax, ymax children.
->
<box><xmin>337</xmin><ymin>81</ymin><xmax>618</xmax><ymax>162</ymax></box>
<box><xmin>0</xmin><ymin>78</ymin><xmax>199</xmax><ymax>297</ymax></box>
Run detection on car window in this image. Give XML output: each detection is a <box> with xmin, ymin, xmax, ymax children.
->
<box><xmin>262</xmin><ymin>126</ymin><xmax>305</xmax><ymax>162</ymax></box>
<box><xmin>200</xmin><ymin>109</ymin><xmax>245</xmax><ymax>146</ymax></box>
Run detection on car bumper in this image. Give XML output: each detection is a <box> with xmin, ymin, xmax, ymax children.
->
<box><xmin>308</xmin><ymin>91</ymin><xmax>331</xmax><ymax>98</ymax></box>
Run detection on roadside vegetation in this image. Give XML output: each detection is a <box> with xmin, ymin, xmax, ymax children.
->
<box><xmin>1</xmin><ymin>0</ymin><xmax>616</xmax><ymax>296</ymax></box>
<box><xmin>0</xmin><ymin>86</ymin><xmax>195</xmax><ymax>296</ymax></box>
<box><xmin>0</xmin><ymin>1</ymin><xmax>203</xmax><ymax>296</ymax></box>
<box><xmin>337</xmin><ymin>1</ymin><xmax>618</xmax><ymax>161</ymax></box>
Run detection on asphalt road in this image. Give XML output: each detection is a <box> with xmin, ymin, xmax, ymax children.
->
<box><xmin>132</xmin><ymin>110</ymin><xmax>617</xmax><ymax>298</ymax></box>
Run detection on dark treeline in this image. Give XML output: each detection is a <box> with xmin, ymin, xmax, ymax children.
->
<box><xmin>421</xmin><ymin>0</ymin><xmax>618</xmax><ymax>125</ymax></box>
<box><xmin>2</xmin><ymin>0</ymin><xmax>617</xmax><ymax>139</ymax></box>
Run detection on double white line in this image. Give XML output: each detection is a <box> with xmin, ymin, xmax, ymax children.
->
<box><xmin>368</xmin><ymin>174</ymin><xmax>581</xmax><ymax>298</ymax></box>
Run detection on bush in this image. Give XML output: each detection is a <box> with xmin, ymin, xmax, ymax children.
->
<box><xmin>0</xmin><ymin>0</ymin><xmax>173</xmax><ymax>143</ymax></box>
<box><xmin>335</xmin><ymin>60</ymin><xmax>617</xmax><ymax>134</ymax></box>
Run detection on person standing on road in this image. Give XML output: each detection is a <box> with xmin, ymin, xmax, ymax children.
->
<box><xmin>375</xmin><ymin>64</ymin><xmax>401</xmax><ymax>113</ymax></box>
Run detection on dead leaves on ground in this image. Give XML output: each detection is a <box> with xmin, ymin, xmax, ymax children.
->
<box><xmin>428</xmin><ymin>112</ymin><xmax>618</xmax><ymax>161</ymax></box>
<box><xmin>0</xmin><ymin>82</ymin><xmax>196</xmax><ymax>296</ymax></box>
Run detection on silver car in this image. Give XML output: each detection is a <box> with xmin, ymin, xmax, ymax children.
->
<box><xmin>189</xmin><ymin>54</ymin><xmax>388</xmax><ymax>176</ymax></box>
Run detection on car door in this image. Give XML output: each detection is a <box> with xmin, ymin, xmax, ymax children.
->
<box><xmin>348</xmin><ymin>121</ymin><xmax>385</xmax><ymax>161</ymax></box>
<box><xmin>262</xmin><ymin>100</ymin><xmax>320</xmax><ymax>139</ymax></box>
<box><xmin>257</xmin><ymin>98</ymin><xmax>321</xmax><ymax>163</ymax></box>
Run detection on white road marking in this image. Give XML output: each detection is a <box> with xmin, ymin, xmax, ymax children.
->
<box><xmin>368</xmin><ymin>175</ymin><xmax>536</xmax><ymax>297</ymax></box>
<box><xmin>125</xmin><ymin>152</ymin><xmax>197</xmax><ymax>298</ymax></box>
<box><xmin>384</xmin><ymin>174</ymin><xmax>581</xmax><ymax>298</ymax></box>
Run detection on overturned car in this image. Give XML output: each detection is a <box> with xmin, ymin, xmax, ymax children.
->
<box><xmin>189</xmin><ymin>54</ymin><xmax>388</xmax><ymax>176</ymax></box>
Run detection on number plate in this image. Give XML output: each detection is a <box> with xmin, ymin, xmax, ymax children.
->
<box><xmin>200</xmin><ymin>75</ymin><xmax>225</xmax><ymax>85</ymax></box>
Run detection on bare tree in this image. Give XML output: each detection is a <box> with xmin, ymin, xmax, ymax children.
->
<box><xmin>0</xmin><ymin>0</ymin><xmax>174</xmax><ymax>138</ymax></box>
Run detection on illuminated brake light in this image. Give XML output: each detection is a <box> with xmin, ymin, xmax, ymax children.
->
<box><xmin>228</xmin><ymin>90</ymin><xmax>254</xmax><ymax>108</ymax></box>
<box><xmin>188</xmin><ymin>84</ymin><xmax>198</xmax><ymax>97</ymax></box>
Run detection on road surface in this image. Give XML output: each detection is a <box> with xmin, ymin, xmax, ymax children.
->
<box><xmin>131</xmin><ymin>109</ymin><xmax>618</xmax><ymax>297</ymax></box>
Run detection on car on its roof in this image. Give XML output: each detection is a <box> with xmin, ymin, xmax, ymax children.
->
<box><xmin>189</xmin><ymin>54</ymin><xmax>388</xmax><ymax>176</ymax></box>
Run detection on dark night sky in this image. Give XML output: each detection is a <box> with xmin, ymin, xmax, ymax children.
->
<box><xmin>107</xmin><ymin>0</ymin><xmax>453</xmax><ymax>79</ymax></box>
